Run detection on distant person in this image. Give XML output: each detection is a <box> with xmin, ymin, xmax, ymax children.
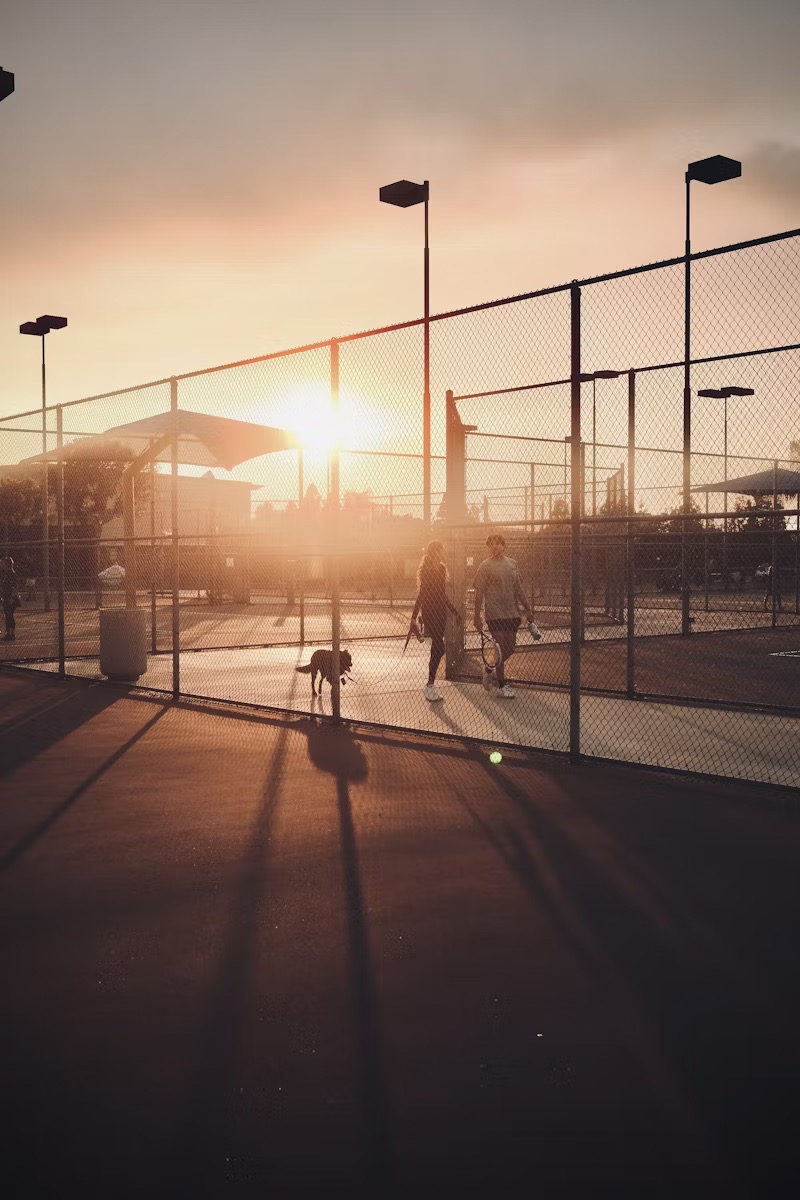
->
<box><xmin>473</xmin><ymin>534</ymin><xmax>534</xmax><ymax>698</ymax></box>
<box><xmin>409</xmin><ymin>540</ymin><xmax>461</xmax><ymax>702</ymax></box>
<box><xmin>1</xmin><ymin>556</ymin><xmax>21</xmax><ymax>641</ymax></box>
<box><xmin>763</xmin><ymin>562</ymin><xmax>782</xmax><ymax>611</ymax></box>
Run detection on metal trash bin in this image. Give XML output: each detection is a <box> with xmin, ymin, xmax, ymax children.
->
<box><xmin>99</xmin><ymin>608</ymin><xmax>147</xmax><ymax>681</ymax></box>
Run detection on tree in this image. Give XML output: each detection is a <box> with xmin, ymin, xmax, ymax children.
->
<box><xmin>788</xmin><ymin>438</ymin><xmax>800</xmax><ymax>463</ymax></box>
<box><xmin>0</xmin><ymin>474</ymin><xmax>40</xmax><ymax>534</ymax></box>
<box><xmin>729</xmin><ymin>495</ymin><xmax>786</xmax><ymax>534</ymax></box>
<box><xmin>60</xmin><ymin>440</ymin><xmax>151</xmax><ymax>533</ymax></box>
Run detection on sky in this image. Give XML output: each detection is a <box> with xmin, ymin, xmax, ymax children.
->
<box><xmin>1</xmin><ymin>0</ymin><xmax>799</xmax><ymax>434</ymax></box>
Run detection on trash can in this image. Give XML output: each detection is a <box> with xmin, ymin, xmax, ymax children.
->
<box><xmin>99</xmin><ymin>608</ymin><xmax>148</xmax><ymax>681</ymax></box>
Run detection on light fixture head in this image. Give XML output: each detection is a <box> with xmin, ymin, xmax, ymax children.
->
<box><xmin>37</xmin><ymin>314</ymin><xmax>68</xmax><ymax>331</ymax></box>
<box><xmin>0</xmin><ymin>67</ymin><xmax>14</xmax><ymax>103</ymax></box>
<box><xmin>687</xmin><ymin>155</ymin><xmax>742</xmax><ymax>185</ymax></box>
<box><xmin>379</xmin><ymin>179</ymin><xmax>428</xmax><ymax>208</ymax></box>
<box><xmin>20</xmin><ymin>320</ymin><xmax>48</xmax><ymax>336</ymax></box>
<box><xmin>719</xmin><ymin>386</ymin><xmax>754</xmax><ymax>397</ymax></box>
<box><xmin>697</xmin><ymin>388</ymin><xmax>727</xmax><ymax>398</ymax></box>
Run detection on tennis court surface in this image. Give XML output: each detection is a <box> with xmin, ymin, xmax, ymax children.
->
<box><xmin>2</xmin><ymin>670</ymin><xmax>799</xmax><ymax>1197</ymax></box>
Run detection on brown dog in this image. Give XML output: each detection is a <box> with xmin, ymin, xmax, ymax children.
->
<box><xmin>296</xmin><ymin>648</ymin><xmax>353</xmax><ymax>696</ymax></box>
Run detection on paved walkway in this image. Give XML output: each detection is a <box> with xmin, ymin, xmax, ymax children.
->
<box><xmin>36</xmin><ymin>638</ymin><xmax>800</xmax><ymax>788</ymax></box>
<box><xmin>1</xmin><ymin>669</ymin><xmax>798</xmax><ymax>1197</ymax></box>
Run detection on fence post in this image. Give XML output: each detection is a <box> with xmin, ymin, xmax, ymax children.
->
<box><xmin>171</xmin><ymin>377</ymin><xmax>180</xmax><ymax>699</ymax></box>
<box><xmin>569</xmin><ymin>283</ymin><xmax>582</xmax><ymax>761</ymax></box>
<box><xmin>795</xmin><ymin>510</ymin><xmax>799</xmax><ymax>615</ymax></box>
<box><xmin>56</xmin><ymin>405</ymin><xmax>65</xmax><ymax>678</ymax></box>
<box><xmin>626</xmin><ymin>370</ymin><xmax>635</xmax><ymax>699</ymax></box>
<box><xmin>150</xmin><ymin>439</ymin><xmax>157</xmax><ymax>652</ymax></box>
<box><xmin>772</xmin><ymin>461</ymin><xmax>778</xmax><ymax>629</ymax></box>
<box><xmin>330</xmin><ymin>341</ymin><xmax>341</xmax><ymax>722</ymax></box>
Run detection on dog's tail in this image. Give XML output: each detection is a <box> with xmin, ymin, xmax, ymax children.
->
<box><xmin>295</xmin><ymin>663</ymin><xmax>313</xmax><ymax>674</ymax></box>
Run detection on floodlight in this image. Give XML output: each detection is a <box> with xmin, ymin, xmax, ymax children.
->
<box><xmin>37</xmin><ymin>314</ymin><xmax>68</xmax><ymax>331</ymax></box>
<box><xmin>379</xmin><ymin>179</ymin><xmax>428</xmax><ymax>208</ymax></box>
<box><xmin>20</xmin><ymin>320</ymin><xmax>47</xmax><ymax>336</ymax></box>
<box><xmin>687</xmin><ymin>155</ymin><xmax>742</xmax><ymax>185</ymax></box>
<box><xmin>0</xmin><ymin>67</ymin><xmax>13</xmax><ymax>103</ymax></box>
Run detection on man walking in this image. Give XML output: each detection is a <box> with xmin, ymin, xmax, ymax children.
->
<box><xmin>473</xmin><ymin>534</ymin><xmax>534</xmax><ymax>698</ymax></box>
<box><xmin>1</xmin><ymin>556</ymin><xmax>21</xmax><ymax>641</ymax></box>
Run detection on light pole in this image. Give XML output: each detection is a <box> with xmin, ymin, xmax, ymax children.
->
<box><xmin>697</xmin><ymin>385</ymin><xmax>754</xmax><ymax>585</ymax></box>
<box><xmin>379</xmin><ymin>178</ymin><xmax>431</xmax><ymax>527</ymax></box>
<box><xmin>579</xmin><ymin>370</ymin><xmax>621</xmax><ymax>516</ymax></box>
<box><xmin>682</xmin><ymin>154</ymin><xmax>741</xmax><ymax>634</ymax></box>
<box><xmin>0</xmin><ymin>66</ymin><xmax>14</xmax><ymax>103</ymax></box>
<box><xmin>20</xmin><ymin>314</ymin><xmax>68</xmax><ymax>612</ymax></box>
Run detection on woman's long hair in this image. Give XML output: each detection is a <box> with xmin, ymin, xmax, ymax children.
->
<box><xmin>416</xmin><ymin>540</ymin><xmax>448</xmax><ymax>589</ymax></box>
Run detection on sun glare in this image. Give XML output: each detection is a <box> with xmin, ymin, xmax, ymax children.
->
<box><xmin>270</xmin><ymin>380</ymin><xmax>359</xmax><ymax>454</ymax></box>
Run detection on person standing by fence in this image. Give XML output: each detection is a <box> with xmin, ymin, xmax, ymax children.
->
<box><xmin>473</xmin><ymin>534</ymin><xmax>534</xmax><ymax>698</ymax></box>
<box><xmin>1</xmin><ymin>556</ymin><xmax>21</xmax><ymax>642</ymax></box>
<box><xmin>410</xmin><ymin>540</ymin><xmax>461</xmax><ymax>702</ymax></box>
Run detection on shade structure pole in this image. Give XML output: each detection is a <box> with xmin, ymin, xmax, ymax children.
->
<box><xmin>171</xmin><ymin>378</ymin><xmax>180</xmax><ymax>699</ymax></box>
<box><xmin>298</xmin><ymin>447</ymin><xmax>305</xmax><ymax>646</ymax></box>
<box><xmin>56</xmin><ymin>405</ymin><xmax>65</xmax><ymax>677</ymax></box>
<box><xmin>150</xmin><ymin>440</ymin><xmax>157</xmax><ymax>653</ymax></box>
<box><xmin>569</xmin><ymin>283</ymin><xmax>582</xmax><ymax>762</ymax></box>
<box><xmin>330</xmin><ymin>341</ymin><xmax>341</xmax><ymax>722</ymax></box>
<box><xmin>123</xmin><ymin>468</ymin><xmax>137</xmax><ymax>609</ymax></box>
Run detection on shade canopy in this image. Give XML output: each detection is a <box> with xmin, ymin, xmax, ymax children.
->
<box><xmin>24</xmin><ymin>408</ymin><xmax>301</xmax><ymax>471</ymax></box>
<box><xmin>691</xmin><ymin>467</ymin><xmax>800</xmax><ymax>496</ymax></box>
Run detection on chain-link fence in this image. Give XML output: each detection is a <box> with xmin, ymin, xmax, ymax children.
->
<box><xmin>2</xmin><ymin>227</ymin><xmax>799</xmax><ymax>789</ymax></box>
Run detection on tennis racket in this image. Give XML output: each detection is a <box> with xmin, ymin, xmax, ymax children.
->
<box><xmin>479</xmin><ymin>629</ymin><xmax>503</xmax><ymax>670</ymax></box>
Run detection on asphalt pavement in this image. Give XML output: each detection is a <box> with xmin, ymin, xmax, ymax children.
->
<box><xmin>1</xmin><ymin>668</ymin><xmax>799</xmax><ymax>1197</ymax></box>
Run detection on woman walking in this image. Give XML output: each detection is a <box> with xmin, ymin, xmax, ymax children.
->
<box><xmin>410</xmin><ymin>540</ymin><xmax>460</xmax><ymax>701</ymax></box>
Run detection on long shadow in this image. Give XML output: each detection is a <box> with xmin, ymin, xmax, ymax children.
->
<box><xmin>0</xmin><ymin>679</ymin><xmax>128</xmax><ymax>780</ymax></box>
<box><xmin>301</xmin><ymin>717</ymin><xmax>396</xmax><ymax>1194</ymax></box>
<box><xmin>476</xmin><ymin>759</ymin><xmax>800</xmax><ymax>1193</ymax></box>
<box><xmin>166</xmin><ymin>675</ymin><xmax>299</xmax><ymax>1191</ymax></box>
<box><xmin>0</xmin><ymin>706</ymin><xmax>168</xmax><ymax>873</ymax></box>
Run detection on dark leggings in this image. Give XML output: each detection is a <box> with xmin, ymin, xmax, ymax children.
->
<box><xmin>3</xmin><ymin>603</ymin><xmax>16</xmax><ymax>636</ymax></box>
<box><xmin>424</xmin><ymin>615</ymin><xmax>446</xmax><ymax>685</ymax></box>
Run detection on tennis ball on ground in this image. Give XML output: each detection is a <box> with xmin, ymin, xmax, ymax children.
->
<box><xmin>489</xmin><ymin>751</ymin><xmax>502</xmax><ymax>764</ymax></box>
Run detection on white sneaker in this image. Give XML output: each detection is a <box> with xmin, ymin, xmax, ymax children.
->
<box><xmin>498</xmin><ymin>685</ymin><xmax>516</xmax><ymax>698</ymax></box>
<box><xmin>482</xmin><ymin>667</ymin><xmax>494</xmax><ymax>692</ymax></box>
<box><xmin>424</xmin><ymin>685</ymin><xmax>443</xmax><ymax>702</ymax></box>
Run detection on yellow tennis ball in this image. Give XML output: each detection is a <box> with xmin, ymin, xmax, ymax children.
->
<box><xmin>489</xmin><ymin>751</ymin><xmax>502</xmax><ymax>764</ymax></box>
